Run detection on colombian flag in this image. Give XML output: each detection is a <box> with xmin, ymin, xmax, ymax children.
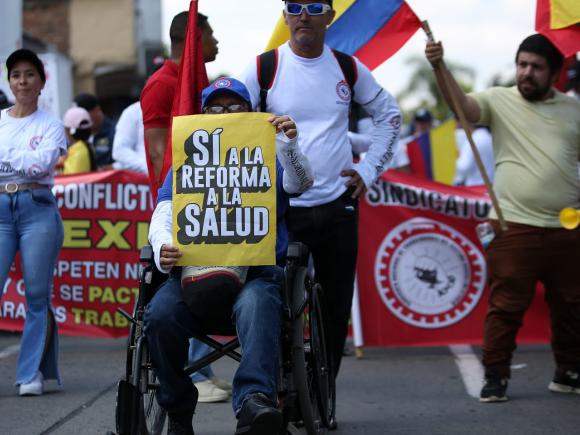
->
<box><xmin>406</xmin><ymin>119</ymin><xmax>457</xmax><ymax>185</ymax></box>
<box><xmin>266</xmin><ymin>0</ymin><xmax>422</xmax><ymax>70</ymax></box>
<box><xmin>536</xmin><ymin>0</ymin><xmax>580</xmax><ymax>57</ymax></box>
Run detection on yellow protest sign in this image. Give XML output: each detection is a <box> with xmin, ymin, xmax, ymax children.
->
<box><xmin>172</xmin><ymin>113</ymin><xmax>277</xmax><ymax>266</ymax></box>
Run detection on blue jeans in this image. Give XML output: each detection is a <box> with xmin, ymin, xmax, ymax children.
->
<box><xmin>0</xmin><ymin>188</ymin><xmax>64</xmax><ymax>385</ymax></box>
<box><xmin>144</xmin><ymin>265</ymin><xmax>283</xmax><ymax>414</ymax></box>
<box><xmin>188</xmin><ymin>338</ymin><xmax>215</xmax><ymax>383</ymax></box>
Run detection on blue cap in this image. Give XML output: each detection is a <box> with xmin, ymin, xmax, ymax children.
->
<box><xmin>413</xmin><ymin>108</ymin><xmax>433</xmax><ymax>122</ymax></box>
<box><xmin>201</xmin><ymin>77</ymin><xmax>252</xmax><ymax>110</ymax></box>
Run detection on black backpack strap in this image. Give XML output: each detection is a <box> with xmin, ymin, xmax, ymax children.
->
<box><xmin>331</xmin><ymin>49</ymin><xmax>357</xmax><ymax>101</ymax></box>
<box><xmin>257</xmin><ymin>49</ymin><xmax>278</xmax><ymax>113</ymax></box>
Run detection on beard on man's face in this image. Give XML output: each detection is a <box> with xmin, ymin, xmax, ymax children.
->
<box><xmin>517</xmin><ymin>76</ymin><xmax>551</xmax><ymax>102</ymax></box>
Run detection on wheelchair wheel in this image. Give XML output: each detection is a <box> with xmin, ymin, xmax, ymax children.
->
<box><xmin>134</xmin><ymin>336</ymin><xmax>167</xmax><ymax>435</ymax></box>
<box><xmin>290</xmin><ymin>271</ymin><xmax>327</xmax><ymax>435</ymax></box>
<box><xmin>308</xmin><ymin>283</ymin><xmax>335</xmax><ymax>428</ymax></box>
<box><xmin>115</xmin><ymin>318</ymin><xmax>141</xmax><ymax>434</ymax></box>
<box><xmin>125</xmin><ymin>320</ymin><xmax>137</xmax><ymax>381</ymax></box>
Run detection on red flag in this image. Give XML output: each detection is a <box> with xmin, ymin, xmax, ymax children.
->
<box><xmin>555</xmin><ymin>56</ymin><xmax>574</xmax><ymax>91</ymax></box>
<box><xmin>535</xmin><ymin>0</ymin><xmax>580</xmax><ymax>58</ymax></box>
<box><xmin>160</xmin><ymin>0</ymin><xmax>209</xmax><ymax>184</ymax></box>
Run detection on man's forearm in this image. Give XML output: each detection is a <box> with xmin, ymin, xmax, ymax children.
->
<box><xmin>433</xmin><ymin>63</ymin><xmax>456</xmax><ymax>111</ymax></box>
<box><xmin>150</xmin><ymin>152</ymin><xmax>163</xmax><ymax>181</ymax></box>
<box><xmin>145</xmin><ymin>127</ymin><xmax>169</xmax><ymax>181</ymax></box>
<box><xmin>432</xmin><ymin>63</ymin><xmax>480</xmax><ymax>123</ymax></box>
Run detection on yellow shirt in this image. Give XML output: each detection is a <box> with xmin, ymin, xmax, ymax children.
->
<box><xmin>62</xmin><ymin>140</ymin><xmax>92</xmax><ymax>175</ymax></box>
<box><xmin>472</xmin><ymin>86</ymin><xmax>580</xmax><ymax>227</ymax></box>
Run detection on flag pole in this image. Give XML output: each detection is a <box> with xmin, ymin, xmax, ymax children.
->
<box><xmin>422</xmin><ymin>21</ymin><xmax>508</xmax><ymax>232</ymax></box>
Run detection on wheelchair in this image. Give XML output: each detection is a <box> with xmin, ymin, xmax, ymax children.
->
<box><xmin>111</xmin><ymin>242</ymin><xmax>335</xmax><ymax>435</ymax></box>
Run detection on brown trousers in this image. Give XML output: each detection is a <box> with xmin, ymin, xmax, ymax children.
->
<box><xmin>482</xmin><ymin>220</ymin><xmax>580</xmax><ymax>377</ymax></box>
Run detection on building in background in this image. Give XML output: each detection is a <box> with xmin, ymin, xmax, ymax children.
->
<box><xmin>0</xmin><ymin>0</ymin><xmax>164</xmax><ymax>118</ymax></box>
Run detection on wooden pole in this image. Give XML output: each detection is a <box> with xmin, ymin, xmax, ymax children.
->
<box><xmin>422</xmin><ymin>20</ymin><xmax>508</xmax><ymax>232</ymax></box>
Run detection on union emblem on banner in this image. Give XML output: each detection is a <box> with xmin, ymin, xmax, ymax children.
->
<box><xmin>374</xmin><ymin>217</ymin><xmax>486</xmax><ymax>329</ymax></box>
<box><xmin>357</xmin><ymin>171</ymin><xmax>551</xmax><ymax>347</ymax></box>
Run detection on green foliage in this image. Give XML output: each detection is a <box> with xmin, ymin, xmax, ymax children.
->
<box><xmin>397</xmin><ymin>55</ymin><xmax>475</xmax><ymax>123</ymax></box>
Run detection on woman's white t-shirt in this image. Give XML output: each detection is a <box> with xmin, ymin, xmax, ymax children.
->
<box><xmin>0</xmin><ymin>108</ymin><xmax>67</xmax><ymax>185</ymax></box>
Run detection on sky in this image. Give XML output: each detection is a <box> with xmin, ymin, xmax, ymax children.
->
<box><xmin>160</xmin><ymin>0</ymin><xmax>536</xmax><ymax>109</ymax></box>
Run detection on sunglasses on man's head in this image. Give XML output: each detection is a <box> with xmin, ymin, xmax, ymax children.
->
<box><xmin>285</xmin><ymin>3</ymin><xmax>331</xmax><ymax>16</ymax></box>
<box><xmin>204</xmin><ymin>104</ymin><xmax>247</xmax><ymax>114</ymax></box>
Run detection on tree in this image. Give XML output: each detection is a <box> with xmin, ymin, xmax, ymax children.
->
<box><xmin>397</xmin><ymin>55</ymin><xmax>475</xmax><ymax>122</ymax></box>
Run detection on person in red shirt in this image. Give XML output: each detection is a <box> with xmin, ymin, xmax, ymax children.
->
<box><xmin>140</xmin><ymin>11</ymin><xmax>218</xmax><ymax>196</ymax></box>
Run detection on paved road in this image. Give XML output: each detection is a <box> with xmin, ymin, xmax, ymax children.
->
<box><xmin>1</xmin><ymin>332</ymin><xmax>579</xmax><ymax>435</ymax></box>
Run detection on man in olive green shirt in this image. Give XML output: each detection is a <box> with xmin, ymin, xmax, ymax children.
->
<box><xmin>426</xmin><ymin>34</ymin><xmax>580</xmax><ymax>402</ymax></box>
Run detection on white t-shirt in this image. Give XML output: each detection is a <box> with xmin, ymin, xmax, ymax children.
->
<box><xmin>453</xmin><ymin>128</ymin><xmax>495</xmax><ymax>186</ymax></box>
<box><xmin>347</xmin><ymin>116</ymin><xmax>373</xmax><ymax>156</ymax></box>
<box><xmin>239</xmin><ymin>43</ymin><xmax>401</xmax><ymax>207</ymax></box>
<box><xmin>0</xmin><ymin>107</ymin><xmax>67</xmax><ymax>185</ymax></box>
<box><xmin>391</xmin><ymin>135</ymin><xmax>413</xmax><ymax>169</ymax></box>
<box><xmin>112</xmin><ymin>101</ymin><xmax>147</xmax><ymax>173</ymax></box>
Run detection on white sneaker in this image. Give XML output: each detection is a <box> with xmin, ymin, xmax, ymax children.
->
<box><xmin>195</xmin><ymin>379</ymin><xmax>229</xmax><ymax>403</ymax></box>
<box><xmin>19</xmin><ymin>371</ymin><xmax>43</xmax><ymax>396</ymax></box>
<box><xmin>210</xmin><ymin>376</ymin><xmax>232</xmax><ymax>393</ymax></box>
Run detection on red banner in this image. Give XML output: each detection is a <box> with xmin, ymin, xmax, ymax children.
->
<box><xmin>0</xmin><ymin>170</ymin><xmax>153</xmax><ymax>338</ymax></box>
<box><xmin>1</xmin><ymin>170</ymin><xmax>551</xmax><ymax>345</ymax></box>
<box><xmin>357</xmin><ymin>171</ymin><xmax>550</xmax><ymax>347</ymax></box>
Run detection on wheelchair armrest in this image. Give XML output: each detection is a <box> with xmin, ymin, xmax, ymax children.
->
<box><xmin>138</xmin><ymin>244</ymin><xmax>169</xmax><ymax>305</ymax></box>
<box><xmin>286</xmin><ymin>242</ymin><xmax>310</xmax><ymax>267</ymax></box>
<box><xmin>139</xmin><ymin>245</ymin><xmax>154</xmax><ymax>264</ymax></box>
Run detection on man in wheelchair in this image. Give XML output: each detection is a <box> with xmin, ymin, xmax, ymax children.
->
<box><xmin>144</xmin><ymin>77</ymin><xmax>313</xmax><ymax>435</ymax></box>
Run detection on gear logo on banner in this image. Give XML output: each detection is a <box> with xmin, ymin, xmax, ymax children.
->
<box><xmin>374</xmin><ymin>217</ymin><xmax>486</xmax><ymax>329</ymax></box>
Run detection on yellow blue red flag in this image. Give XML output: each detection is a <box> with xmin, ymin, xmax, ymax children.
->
<box><xmin>406</xmin><ymin>120</ymin><xmax>458</xmax><ymax>185</ymax></box>
<box><xmin>549</xmin><ymin>0</ymin><xmax>580</xmax><ymax>29</ymax></box>
<box><xmin>266</xmin><ymin>0</ymin><xmax>422</xmax><ymax>70</ymax></box>
<box><xmin>536</xmin><ymin>0</ymin><xmax>580</xmax><ymax>57</ymax></box>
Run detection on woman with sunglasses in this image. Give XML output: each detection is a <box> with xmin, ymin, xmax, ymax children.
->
<box><xmin>0</xmin><ymin>49</ymin><xmax>67</xmax><ymax>396</ymax></box>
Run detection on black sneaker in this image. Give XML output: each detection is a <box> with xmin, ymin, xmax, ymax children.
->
<box><xmin>235</xmin><ymin>392</ymin><xmax>282</xmax><ymax>435</ymax></box>
<box><xmin>480</xmin><ymin>373</ymin><xmax>508</xmax><ymax>403</ymax></box>
<box><xmin>168</xmin><ymin>410</ymin><xmax>195</xmax><ymax>435</ymax></box>
<box><xmin>548</xmin><ymin>368</ymin><xmax>580</xmax><ymax>395</ymax></box>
